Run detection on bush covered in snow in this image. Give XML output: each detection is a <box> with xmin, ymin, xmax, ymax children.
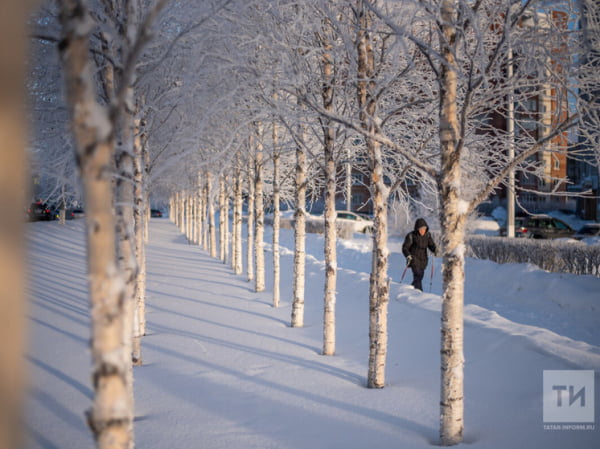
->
<box><xmin>467</xmin><ymin>236</ymin><xmax>600</xmax><ymax>277</ymax></box>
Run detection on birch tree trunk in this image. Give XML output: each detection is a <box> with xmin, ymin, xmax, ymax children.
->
<box><xmin>193</xmin><ymin>184</ymin><xmax>200</xmax><ymax>245</ymax></box>
<box><xmin>291</xmin><ymin>126</ymin><xmax>307</xmax><ymax>327</ymax></box>
<box><xmin>185</xmin><ymin>193</ymin><xmax>191</xmax><ymax>239</ymax></box>
<box><xmin>254</xmin><ymin>124</ymin><xmax>266</xmax><ymax>293</ymax></box>
<box><xmin>233</xmin><ymin>155</ymin><xmax>244</xmax><ymax>275</ymax></box>
<box><xmin>247</xmin><ymin>156</ymin><xmax>255</xmax><ymax>282</ymax></box>
<box><xmin>142</xmin><ymin>144</ymin><xmax>149</xmax><ymax>244</ymax></box>
<box><xmin>219</xmin><ymin>175</ymin><xmax>227</xmax><ymax>262</ymax></box>
<box><xmin>202</xmin><ymin>182</ymin><xmax>208</xmax><ymax>251</ymax></box>
<box><xmin>198</xmin><ymin>187</ymin><xmax>203</xmax><ymax>246</ymax></box>
<box><xmin>58</xmin><ymin>2</ymin><xmax>130</xmax><ymax>447</ymax></box>
<box><xmin>207</xmin><ymin>172</ymin><xmax>217</xmax><ymax>258</ymax></box>
<box><xmin>0</xmin><ymin>3</ymin><xmax>31</xmax><ymax>447</ymax></box>
<box><xmin>321</xmin><ymin>33</ymin><xmax>337</xmax><ymax>356</ymax></box>
<box><xmin>220</xmin><ymin>174</ymin><xmax>231</xmax><ymax>264</ymax></box>
<box><xmin>357</xmin><ymin>1</ymin><xmax>391</xmax><ymax>389</ymax></box>
<box><xmin>272</xmin><ymin>122</ymin><xmax>281</xmax><ymax>308</ymax></box>
<box><xmin>438</xmin><ymin>0</ymin><xmax>465</xmax><ymax>445</ymax></box>
<box><xmin>172</xmin><ymin>192</ymin><xmax>179</xmax><ymax>227</ymax></box>
<box><xmin>115</xmin><ymin>101</ymin><xmax>137</xmax><ymax>446</ymax></box>
<box><xmin>177</xmin><ymin>191</ymin><xmax>184</xmax><ymax>230</ymax></box>
<box><xmin>133</xmin><ymin>118</ymin><xmax>146</xmax><ymax>365</ymax></box>
<box><xmin>193</xmin><ymin>191</ymin><xmax>199</xmax><ymax>245</ymax></box>
<box><xmin>231</xmin><ymin>181</ymin><xmax>238</xmax><ymax>269</ymax></box>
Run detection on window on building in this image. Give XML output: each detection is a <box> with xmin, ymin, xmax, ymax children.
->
<box><xmin>352</xmin><ymin>172</ymin><xmax>365</xmax><ymax>186</ymax></box>
<box><xmin>352</xmin><ymin>193</ymin><xmax>365</xmax><ymax>208</ymax></box>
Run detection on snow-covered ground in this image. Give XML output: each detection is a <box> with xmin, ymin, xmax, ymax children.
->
<box><xmin>25</xmin><ymin>218</ymin><xmax>600</xmax><ymax>448</ymax></box>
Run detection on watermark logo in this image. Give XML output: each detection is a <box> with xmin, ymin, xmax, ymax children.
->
<box><xmin>543</xmin><ymin>370</ymin><xmax>595</xmax><ymax>429</ymax></box>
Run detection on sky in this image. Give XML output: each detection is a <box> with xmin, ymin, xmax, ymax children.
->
<box><xmin>24</xmin><ymin>217</ymin><xmax>600</xmax><ymax>449</ymax></box>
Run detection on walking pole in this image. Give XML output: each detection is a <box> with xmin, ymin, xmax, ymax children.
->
<box><xmin>400</xmin><ymin>264</ymin><xmax>409</xmax><ymax>283</ymax></box>
<box><xmin>401</xmin><ymin>255</ymin><xmax>412</xmax><ymax>283</ymax></box>
<box><xmin>429</xmin><ymin>256</ymin><xmax>434</xmax><ymax>292</ymax></box>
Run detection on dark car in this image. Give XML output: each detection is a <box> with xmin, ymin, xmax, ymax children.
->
<box><xmin>151</xmin><ymin>209</ymin><xmax>163</xmax><ymax>218</ymax></box>
<box><xmin>28</xmin><ymin>202</ymin><xmax>54</xmax><ymax>221</ymax></box>
<box><xmin>573</xmin><ymin>223</ymin><xmax>600</xmax><ymax>241</ymax></box>
<box><xmin>499</xmin><ymin>215</ymin><xmax>575</xmax><ymax>239</ymax></box>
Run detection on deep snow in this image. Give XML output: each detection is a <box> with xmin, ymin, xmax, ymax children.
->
<box><xmin>25</xmin><ymin>218</ymin><xmax>600</xmax><ymax>448</ymax></box>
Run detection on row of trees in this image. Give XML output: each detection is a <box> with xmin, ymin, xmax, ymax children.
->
<box><xmin>9</xmin><ymin>0</ymin><xmax>599</xmax><ymax>448</ymax></box>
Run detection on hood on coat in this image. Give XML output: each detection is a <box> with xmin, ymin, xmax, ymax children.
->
<box><xmin>414</xmin><ymin>218</ymin><xmax>429</xmax><ymax>231</ymax></box>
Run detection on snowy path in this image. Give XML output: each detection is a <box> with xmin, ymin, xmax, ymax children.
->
<box><xmin>25</xmin><ymin>219</ymin><xmax>599</xmax><ymax>448</ymax></box>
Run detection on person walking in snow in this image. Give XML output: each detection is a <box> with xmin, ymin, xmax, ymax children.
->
<box><xmin>402</xmin><ymin>218</ymin><xmax>437</xmax><ymax>291</ymax></box>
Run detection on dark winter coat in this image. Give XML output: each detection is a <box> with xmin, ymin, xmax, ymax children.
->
<box><xmin>402</xmin><ymin>218</ymin><xmax>437</xmax><ymax>271</ymax></box>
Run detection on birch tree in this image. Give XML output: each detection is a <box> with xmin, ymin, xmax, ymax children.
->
<box><xmin>207</xmin><ymin>172</ymin><xmax>218</xmax><ymax>258</ymax></box>
<box><xmin>58</xmin><ymin>2</ymin><xmax>131</xmax><ymax>445</ymax></box>
<box><xmin>254</xmin><ymin>122</ymin><xmax>267</xmax><ymax>293</ymax></box>
<box><xmin>133</xmin><ymin>118</ymin><xmax>146</xmax><ymax>365</ymax></box>
<box><xmin>319</xmin><ymin>21</ymin><xmax>338</xmax><ymax>356</ymax></box>
<box><xmin>219</xmin><ymin>173</ymin><xmax>230</xmax><ymax>263</ymax></box>
<box><xmin>436</xmin><ymin>1</ymin><xmax>464</xmax><ymax>443</ymax></box>
<box><xmin>355</xmin><ymin>0</ymin><xmax>391</xmax><ymax>389</ymax></box>
<box><xmin>233</xmin><ymin>153</ymin><xmax>244</xmax><ymax>275</ymax></box>
<box><xmin>247</xmin><ymin>149</ymin><xmax>255</xmax><ymax>282</ymax></box>
<box><xmin>291</xmin><ymin>121</ymin><xmax>308</xmax><ymax>327</ymax></box>
<box><xmin>271</xmin><ymin>118</ymin><xmax>281</xmax><ymax>307</ymax></box>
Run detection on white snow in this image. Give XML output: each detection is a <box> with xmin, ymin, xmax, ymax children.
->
<box><xmin>25</xmin><ymin>219</ymin><xmax>600</xmax><ymax>449</ymax></box>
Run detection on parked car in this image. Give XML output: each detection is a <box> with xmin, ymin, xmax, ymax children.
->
<box><xmin>70</xmin><ymin>208</ymin><xmax>85</xmax><ymax>219</ymax></box>
<box><xmin>151</xmin><ymin>209</ymin><xmax>163</xmax><ymax>218</ymax></box>
<box><xmin>573</xmin><ymin>223</ymin><xmax>600</xmax><ymax>241</ymax></box>
<box><xmin>499</xmin><ymin>214</ymin><xmax>575</xmax><ymax>239</ymax></box>
<box><xmin>336</xmin><ymin>210</ymin><xmax>374</xmax><ymax>233</ymax></box>
<box><xmin>28</xmin><ymin>202</ymin><xmax>53</xmax><ymax>221</ymax></box>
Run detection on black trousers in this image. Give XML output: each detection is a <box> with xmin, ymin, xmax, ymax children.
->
<box><xmin>411</xmin><ymin>267</ymin><xmax>425</xmax><ymax>291</ymax></box>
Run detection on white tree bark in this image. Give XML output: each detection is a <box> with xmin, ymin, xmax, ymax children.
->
<box><xmin>133</xmin><ymin>118</ymin><xmax>146</xmax><ymax>366</ymax></box>
<box><xmin>233</xmin><ymin>155</ymin><xmax>244</xmax><ymax>275</ymax></box>
<box><xmin>172</xmin><ymin>192</ymin><xmax>179</xmax><ymax>227</ymax></box>
<box><xmin>194</xmin><ymin>187</ymin><xmax>199</xmax><ymax>245</ymax></box>
<box><xmin>321</xmin><ymin>33</ymin><xmax>337</xmax><ymax>356</ymax></box>
<box><xmin>291</xmin><ymin>126</ymin><xmax>307</xmax><ymax>328</ymax></box>
<box><xmin>219</xmin><ymin>175</ymin><xmax>227</xmax><ymax>262</ymax></box>
<box><xmin>58</xmin><ymin>2</ymin><xmax>130</xmax><ymax>447</ymax></box>
<box><xmin>438</xmin><ymin>1</ymin><xmax>465</xmax><ymax>445</ymax></box>
<box><xmin>178</xmin><ymin>191</ymin><xmax>185</xmax><ymax>232</ymax></box>
<box><xmin>231</xmin><ymin>181</ymin><xmax>238</xmax><ymax>269</ymax></box>
<box><xmin>0</xmin><ymin>2</ymin><xmax>31</xmax><ymax>447</ymax></box>
<box><xmin>357</xmin><ymin>1</ymin><xmax>391</xmax><ymax>389</ymax></box>
<box><xmin>201</xmin><ymin>182</ymin><xmax>209</xmax><ymax>251</ymax></box>
<box><xmin>193</xmin><ymin>182</ymin><xmax>200</xmax><ymax>245</ymax></box>
<box><xmin>247</xmin><ymin>155</ymin><xmax>255</xmax><ymax>282</ymax></box>
<box><xmin>207</xmin><ymin>172</ymin><xmax>217</xmax><ymax>258</ymax></box>
<box><xmin>184</xmin><ymin>193</ymin><xmax>191</xmax><ymax>239</ymax></box>
<box><xmin>272</xmin><ymin>121</ymin><xmax>281</xmax><ymax>308</ymax></box>
<box><xmin>115</xmin><ymin>98</ymin><xmax>137</xmax><ymax>446</ymax></box>
<box><xmin>142</xmin><ymin>144</ymin><xmax>149</xmax><ymax>244</ymax></box>
<box><xmin>221</xmin><ymin>174</ymin><xmax>231</xmax><ymax>265</ymax></box>
<box><xmin>254</xmin><ymin>124</ymin><xmax>266</xmax><ymax>293</ymax></box>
